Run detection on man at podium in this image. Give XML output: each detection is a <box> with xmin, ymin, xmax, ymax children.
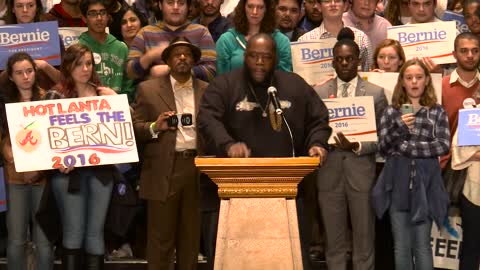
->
<box><xmin>197</xmin><ymin>33</ymin><xmax>332</xmax><ymax>269</ymax></box>
<box><xmin>197</xmin><ymin>33</ymin><xmax>331</xmax><ymax>158</ymax></box>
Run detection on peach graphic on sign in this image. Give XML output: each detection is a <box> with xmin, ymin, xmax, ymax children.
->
<box><xmin>15</xmin><ymin>122</ymin><xmax>41</xmax><ymax>153</ymax></box>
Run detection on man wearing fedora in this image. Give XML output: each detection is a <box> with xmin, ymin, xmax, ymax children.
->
<box><xmin>133</xmin><ymin>37</ymin><xmax>207</xmax><ymax>270</ymax></box>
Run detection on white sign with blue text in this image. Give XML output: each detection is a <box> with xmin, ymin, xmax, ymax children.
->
<box><xmin>58</xmin><ymin>27</ymin><xmax>87</xmax><ymax>48</ymax></box>
<box><xmin>322</xmin><ymin>96</ymin><xmax>377</xmax><ymax>144</ymax></box>
<box><xmin>387</xmin><ymin>21</ymin><xmax>456</xmax><ymax>64</ymax></box>
<box><xmin>5</xmin><ymin>95</ymin><xmax>139</xmax><ymax>172</ymax></box>
<box><xmin>291</xmin><ymin>39</ymin><xmax>336</xmax><ymax>85</ymax></box>
<box><xmin>458</xmin><ymin>108</ymin><xmax>480</xmax><ymax>146</ymax></box>
<box><xmin>0</xmin><ymin>21</ymin><xmax>61</xmax><ymax>69</ymax></box>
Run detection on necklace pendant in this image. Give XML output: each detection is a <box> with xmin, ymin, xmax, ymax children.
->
<box><xmin>262</xmin><ymin>112</ymin><xmax>267</xmax><ymax>117</ymax></box>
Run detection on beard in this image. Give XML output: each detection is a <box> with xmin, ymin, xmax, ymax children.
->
<box><xmin>245</xmin><ymin>67</ymin><xmax>274</xmax><ymax>87</ymax></box>
<box><xmin>458</xmin><ymin>61</ymin><xmax>480</xmax><ymax>72</ymax></box>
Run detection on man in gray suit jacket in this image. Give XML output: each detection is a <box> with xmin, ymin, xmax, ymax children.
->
<box><xmin>314</xmin><ymin>30</ymin><xmax>388</xmax><ymax>270</ymax></box>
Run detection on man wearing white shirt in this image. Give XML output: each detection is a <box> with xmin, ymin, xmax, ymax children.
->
<box><xmin>133</xmin><ymin>37</ymin><xmax>208</xmax><ymax>270</ymax></box>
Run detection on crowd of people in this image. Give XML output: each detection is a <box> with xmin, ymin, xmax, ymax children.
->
<box><xmin>0</xmin><ymin>0</ymin><xmax>479</xmax><ymax>269</ymax></box>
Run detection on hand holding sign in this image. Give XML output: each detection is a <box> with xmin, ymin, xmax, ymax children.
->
<box><xmin>334</xmin><ymin>132</ymin><xmax>359</xmax><ymax>151</ymax></box>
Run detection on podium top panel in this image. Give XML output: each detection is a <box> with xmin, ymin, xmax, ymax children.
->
<box><xmin>195</xmin><ymin>157</ymin><xmax>320</xmax><ymax>168</ymax></box>
<box><xmin>195</xmin><ymin>157</ymin><xmax>319</xmax><ymax>198</ymax></box>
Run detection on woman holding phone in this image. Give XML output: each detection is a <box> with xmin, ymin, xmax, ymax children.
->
<box><xmin>373</xmin><ymin>59</ymin><xmax>450</xmax><ymax>270</ymax></box>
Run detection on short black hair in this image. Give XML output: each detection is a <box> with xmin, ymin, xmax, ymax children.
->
<box><xmin>454</xmin><ymin>32</ymin><xmax>480</xmax><ymax>51</ymax></box>
<box><xmin>80</xmin><ymin>0</ymin><xmax>108</xmax><ymax>16</ymax></box>
<box><xmin>333</xmin><ymin>27</ymin><xmax>360</xmax><ymax>57</ymax></box>
<box><xmin>274</xmin><ymin>0</ymin><xmax>302</xmax><ymax>9</ymax></box>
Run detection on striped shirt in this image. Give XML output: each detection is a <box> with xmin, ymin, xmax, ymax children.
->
<box><xmin>298</xmin><ymin>22</ymin><xmax>373</xmax><ymax>72</ymax></box>
<box><xmin>128</xmin><ymin>21</ymin><xmax>217</xmax><ymax>81</ymax></box>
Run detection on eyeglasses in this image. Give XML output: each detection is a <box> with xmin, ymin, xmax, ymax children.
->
<box><xmin>86</xmin><ymin>9</ymin><xmax>108</xmax><ymax>18</ymax></box>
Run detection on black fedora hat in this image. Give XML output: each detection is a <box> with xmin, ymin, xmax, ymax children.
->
<box><xmin>161</xmin><ymin>36</ymin><xmax>202</xmax><ymax>63</ymax></box>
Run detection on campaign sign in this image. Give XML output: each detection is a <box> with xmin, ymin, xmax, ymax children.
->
<box><xmin>442</xmin><ymin>10</ymin><xmax>469</xmax><ymax>33</ymax></box>
<box><xmin>59</xmin><ymin>27</ymin><xmax>87</xmax><ymax>48</ymax></box>
<box><xmin>458</xmin><ymin>108</ymin><xmax>480</xmax><ymax>146</ymax></box>
<box><xmin>0</xmin><ymin>21</ymin><xmax>61</xmax><ymax>69</ymax></box>
<box><xmin>359</xmin><ymin>72</ymin><xmax>442</xmax><ymax>104</ymax></box>
<box><xmin>5</xmin><ymin>95</ymin><xmax>139</xmax><ymax>172</ymax></box>
<box><xmin>291</xmin><ymin>39</ymin><xmax>336</xmax><ymax>85</ymax></box>
<box><xmin>431</xmin><ymin>216</ymin><xmax>463</xmax><ymax>270</ymax></box>
<box><xmin>322</xmin><ymin>96</ymin><xmax>377</xmax><ymax>144</ymax></box>
<box><xmin>387</xmin><ymin>21</ymin><xmax>456</xmax><ymax>64</ymax></box>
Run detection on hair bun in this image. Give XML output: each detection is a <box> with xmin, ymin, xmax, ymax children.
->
<box><xmin>337</xmin><ymin>27</ymin><xmax>355</xmax><ymax>41</ymax></box>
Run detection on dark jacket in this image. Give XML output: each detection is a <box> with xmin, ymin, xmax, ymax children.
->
<box><xmin>372</xmin><ymin>155</ymin><xmax>449</xmax><ymax>228</ymax></box>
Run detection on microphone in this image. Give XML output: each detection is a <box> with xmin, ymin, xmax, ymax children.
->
<box><xmin>267</xmin><ymin>86</ymin><xmax>295</xmax><ymax>157</ymax></box>
<box><xmin>267</xmin><ymin>86</ymin><xmax>283</xmax><ymax>115</ymax></box>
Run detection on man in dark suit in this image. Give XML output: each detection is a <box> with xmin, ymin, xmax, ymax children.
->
<box><xmin>314</xmin><ymin>29</ymin><xmax>388</xmax><ymax>270</ymax></box>
<box><xmin>133</xmin><ymin>37</ymin><xmax>208</xmax><ymax>270</ymax></box>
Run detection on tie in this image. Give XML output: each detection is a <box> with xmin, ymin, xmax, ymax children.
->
<box><xmin>341</xmin><ymin>83</ymin><xmax>350</xmax><ymax>97</ymax></box>
<box><xmin>174</xmin><ymin>79</ymin><xmax>193</xmax><ymax>90</ymax></box>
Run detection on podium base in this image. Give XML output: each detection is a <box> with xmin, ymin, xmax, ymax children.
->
<box><xmin>214</xmin><ymin>198</ymin><xmax>303</xmax><ymax>270</ymax></box>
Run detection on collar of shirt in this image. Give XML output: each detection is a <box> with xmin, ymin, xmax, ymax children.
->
<box><xmin>282</xmin><ymin>30</ymin><xmax>294</xmax><ymax>39</ymax></box>
<box><xmin>345</xmin><ymin>10</ymin><xmax>375</xmax><ymax>32</ymax></box>
<box><xmin>449</xmin><ymin>69</ymin><xmax>480</xmax><ymax>88</ymax></box>
<box><xmin>317</xmin><ymin>21</ymin><xmax>345</xmax><ymax>39</ymax></box>
<box><xmin>159</xmin><ymin>20</ymin><xmax>190</xmax><ymax>32</ymax></box>
<box><xmin>298</xmin><ymin>16</ymin><xmax>317</xmax><ymax>32</ymax></box>
<box><xmin>407</xmin><ymin>16</ymin><xmax>442</xmax><ymax>24</ymax></box>
<box><xmin>336</xmin><ymin>76</ymin><xmax>358</xmax><ymax>97</ymax></box>
<box><xmin>170</xmin><ymin>75</ymin><xmax>193</xmax><ymax>92</ymax></box>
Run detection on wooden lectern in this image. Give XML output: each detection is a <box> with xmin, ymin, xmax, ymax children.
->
<box><xmin>195</xmin><ymin>157</ymin><xmax>319</xmax><ymax>270</ymax></box>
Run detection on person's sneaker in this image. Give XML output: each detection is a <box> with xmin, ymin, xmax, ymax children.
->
<box><xmin>198</xmin><ymin>253</ymin><xmax>206</xmax><ymax>261</ymax></box>
<box><xmin>108</xmin><ymin>243</ymin><xmax>134</xmax><ymax>260</ymax></box>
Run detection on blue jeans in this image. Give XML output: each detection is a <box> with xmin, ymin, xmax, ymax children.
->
<box><xmin>6</xmin><ymin>184</ymin><xmax>53</xmax><ymax>270</ymax></box>
<box><xmin>390</xmin><ymin>208</ymin><xmax>433</xmax><ymax>270</ymax></box>
<box><xmin>51</xmin><ymin>169</ymin><xmax>113</xmax><ymax>255</ymax></box>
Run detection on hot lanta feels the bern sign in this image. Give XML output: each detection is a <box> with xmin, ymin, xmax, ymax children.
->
<box><xmin>5</xmin><ymin>95</ymin><xmax>139</xmax><ymax>172</ymax></box>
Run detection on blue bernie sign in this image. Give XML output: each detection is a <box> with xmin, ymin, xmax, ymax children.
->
<box><xmin>0</xmin><ymin>21</ymin><xmax>61</xmax><ymax>69</ymax></box>
<box><xmin>442</xmin><ymin>10</ymin><xmax>469</xmax><ymax>33</ymax></box>
<box><xmin>458</xmin><ymin>108</ymin><xmax>480</xmax><ymax>146</ymax></box>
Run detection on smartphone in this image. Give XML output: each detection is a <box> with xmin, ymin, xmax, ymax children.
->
<box><xmin>400</xmin><ymin>104</ymin><xmax>414</xmax><ymax>114</ymax></box>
